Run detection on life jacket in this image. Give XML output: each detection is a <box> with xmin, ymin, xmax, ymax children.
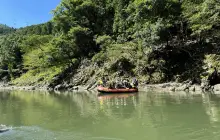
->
<box><xmin>99</xmin><ymin>80</ymin><xmax>103</xmax><ymax>85</ymax></box>
<box><xmin>131</xmin><ymin>83</ymin><xmax>134</xmax><ymax>88</ymax></box>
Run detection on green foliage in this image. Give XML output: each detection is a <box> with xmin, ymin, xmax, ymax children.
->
<box><xmin>67</xmin><ymin>26</ymin><xmax>97</xmax><ymax>56</ymax></box>
<box><xmin>12</xmin><ymin>65</ymin><xmax>64</xmax><ymax>86</ymax></box>
<box><xmin>52</xmin><ymin>0</ymin><xmax>114</xmax><ymax>35</ymax></box>
<box><xmin>1</xmin><ymin>0</ymin><xmax>220</xmax><ymax>85</ymax></box>
<box><xmin>183</xmin><ymin>0</ymin><xmax>220</xmax><ymax>38</ymax></box>
<box><xmin>50</xmin><ymin>26</ymin><xmax>96</xmax><ymax>65</ymax></box>
<box><xmin>0</xmin><ymin>24</ymin><xmax>16</xmax><ymax>35</ymax></box>
<box><xmin>0</xmin><ymin>34</ymin><xmax>22</xmax><ymax>79</ymax></box>
<box><xmin>151</xmin><ymin>72</ymin><xmax>166</xmax><ymax>83</ymax></box>
<box><xmin>96</xmin><ymin>35</ymin><xmax>113</xmax><ymax>47</ymax></box>
<box><xmin>16</xmin><ymin>22</ymin><xmax>54</xmax><ymax>35</ymax></box>
<box><xmin>0</xmin><ymin>34</ymin><xmax>19</xmax><ymax>75</ymax></box>
<box><xmin>202</xmin><ymin>54</ymin><xmax>220</xmax><ymax>79</ymax></box>
<box><xmin>20</xmin><ymin>35</ymin><xmax>53</xmax><ymax>52</ymax></box>
<box><xmin>109</xmin><ymin>57</ymin><xmax>135</xmax><ymax>73</ymax></box>
<box><xmin>134</xmin><ymin>19</ymin><xmax>170</xmax><ymax>48</ymax></box>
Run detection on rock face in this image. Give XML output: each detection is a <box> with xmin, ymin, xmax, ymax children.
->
<box><xmin>72</xmin><ymin>87</ymin><xmax>79</xmax><ymax>90</ymax></box>
<box><xmin>170</xmin><ymin>87</ymin><xmax>175</xmax><ymax>91</ymax></box>
<box><xmin>54</xmin><ymin>84</ymin><xmax>65</xmax><ymax>91</ymax></box>
<box><xmin>0</xmin><ymin>124</ymin><xmax>10</xmax><ymax>133</ymax></box>
<box><xmin>214</xmin><ymin>84</ymin><xmax>220</xmax><ymax>91</ymax></box>
<box><xmin>142</xmin><ymin>82</ymin><xmax>203</xmax><ymax>92</ymax></box>
<box><xmin>175</xmin><ymin>84</ymin><xmax>188</xmax><ymax>91</ymax></box>
<box><xmin>86</xmin><ymin>81</ymin><xmax>97</xmax><ymax>90</ymax></box>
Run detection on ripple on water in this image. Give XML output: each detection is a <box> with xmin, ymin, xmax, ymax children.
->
<box><xmin>0</xmin><ymin>126</ymin><xmax>89</xmax><ymax>140</ymax></box>
<box><xmin>90</xmin><ymin>137</ymin><xmax>124</xmax><ymax>140</ymax></box>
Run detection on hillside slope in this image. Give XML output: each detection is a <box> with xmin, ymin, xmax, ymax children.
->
<box><xmin>0</xmin><ymin>0</ymin><xmax>220</xmax><ymax>91</ymax></box>
<box><xmin>0</xmin><ymin>24</ymin><xmax>15</xmax><ymax>35</ymax></box>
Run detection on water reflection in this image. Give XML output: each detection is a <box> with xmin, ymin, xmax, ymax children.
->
<box><xmin>0</xmin><ymin>90</ymin><xmax>216</xmax><ymax>123</ymax></box>
<box><xmin>1</xmin><ymin>90</ymin><xmax>220</xmax><ymax>140</ymax></box>
<box><xmin>202</xmin><ymin>93</ymin><xmax>220</xmax><ymax>123</ymax></box>
<box><xmin>98</xmin><ymin>93</ymin><xmax>136</xmax><ymax>108</ymax></box>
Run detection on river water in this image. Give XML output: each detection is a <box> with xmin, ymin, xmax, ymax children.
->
<box><xmin>0</xmin><ymin>90</ymin><xmax>220</xmax><ymax>140</ymax></box>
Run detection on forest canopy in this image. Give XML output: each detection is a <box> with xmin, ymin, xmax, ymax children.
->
<box><xmin>1</xmin><ymin>0</ymin><xmax>220</xmax><ymax>86</ymax></box>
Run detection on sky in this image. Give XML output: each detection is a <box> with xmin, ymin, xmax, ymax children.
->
<box><xmin>0</xmin><ymin>0</ymin><xmax>61</xmax><ymax>28</ymax></box>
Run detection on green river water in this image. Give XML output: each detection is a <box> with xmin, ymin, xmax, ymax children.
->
<box><xmin>0</xmin><ymin>90</ymin><xmax>220</xmax><ymax>140</ymax></box>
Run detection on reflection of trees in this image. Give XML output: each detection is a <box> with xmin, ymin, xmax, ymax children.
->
<box><xmin>202</xmin><ymin>93</ymin><xmax>220</xmax><ymax>123</ymax></box>
<box><xmin>1</xmin><ymin>90</ymin><xmax>206</xmax><ymax>126</ymax></box>
<box><xmin>68</xmin><ymin>92</ymin><xmax>100</xmax><ymax>118</ymax></box>
<box><xmin>0</xmin><ymin>90</ymin><xmax>28</xmax><ymax>126</ymax></box>
<box><xmin>55</xmin><ymin>92</ymin><xmax>139</xmax><ymax>120</ymax></box>
<box><xmin>0</xmin><ymin>90</ymin><xmax>11</xmax><ymax>100</ymax></box>
<box><xmin>1</xmin><ymin>90</ymin><xmax>139</xmax><ymax>128</ymax></box>
<box><xmin>0</xmin><ymin>90</ymin><xmax>67</xmax><ymax>127</ymax></box>
<box><xmin>97</xmin><ymin>94</ymin><xmax>138</xmax><ymax>119</ymax></box>
<box><xmin>134</xmin><ymin>91</ymin><xmax>206</xmax><ymax>128</ymax></box>
<box><xmin>1</xmin><ymin>89</ymin><xmax>217</xmax><ymax>138</ymax></box>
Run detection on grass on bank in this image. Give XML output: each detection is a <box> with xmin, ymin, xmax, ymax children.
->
<box><xmin>12</xmin><ymin>66</ymin><xmax>64</xmax><ymax>86</ymax></box>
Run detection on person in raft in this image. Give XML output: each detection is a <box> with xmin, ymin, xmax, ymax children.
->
<box><xmin>98</xmin><ymin>77</ymin><xmax>138</xmax><ymax>89</ymax></box>
<box><xmin>122</xmin><ymin>79</ymin><xmax>132</xmax><ymax>88</ymax></box>
<box><xmin>112</xmin><ymin>78</ymin><xmax>137</xmax><ymax>89</ymax></box>
<box><xmin>131</xmin><ymin>77</ymin><xmax>138</xmax><ymax>88</ymax></box>
<box><xmin>98</xmin><ymin>77</ymin><xmax>107</xmax><ymax>86</ymax></box>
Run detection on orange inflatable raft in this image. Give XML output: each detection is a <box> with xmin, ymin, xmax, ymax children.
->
<box><xmin>97</xmin><ymin>86</ymin><xmax>138</xmax><ymax>93</ymax></box>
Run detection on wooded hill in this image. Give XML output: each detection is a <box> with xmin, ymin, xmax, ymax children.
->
<box><xmin>0</xmin><ymin>0</ymin><xmax>220</xmax><ymax>87</ymax></box>
<box><xmin>0</xmin><ymin>24</ymin><xmax>16</xmax><ymax>35</ymax></box>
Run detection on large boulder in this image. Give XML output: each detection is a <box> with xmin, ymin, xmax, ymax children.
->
<box><xmin>54</xmin><ymin>84</ymin><xmax>65</xmax><ymax>91</ymax></box>
<box><xmin>214</xmin><ymin>84</ymin><xmax>220</xmax><ymax>91</ymax></box>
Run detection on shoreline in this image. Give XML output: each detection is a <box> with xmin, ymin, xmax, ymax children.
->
<box><xmin>0</xmin><ymin>82</ymin><xmax>214</xmax><ymax>93</ymax></box>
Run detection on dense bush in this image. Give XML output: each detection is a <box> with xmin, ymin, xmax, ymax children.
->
<box><xmin>1</xmin><ymin>0</ymin><xmax>220</xmax><ymax>85</ymax></box>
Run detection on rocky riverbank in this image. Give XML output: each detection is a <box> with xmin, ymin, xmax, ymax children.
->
<box><xmin>0</xmin><ymin>83</ymin><xmax>86</xmax><ymax>92</ymax></box>
<box><xmin>1</xmin><ymin>58</ymin><xmax>220</xmax><ymax>93</ymax></box>
<box><xmin>1</xmin><ymin>81</ymin><xmax>220</xmax><ymax>94</ymax></box>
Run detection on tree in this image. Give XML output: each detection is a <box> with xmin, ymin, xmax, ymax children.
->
<box><xmin>0</xmin><ymin>34</ymin><xmax>22</xmax><ymax>79</ymax></box>
<box><xmin>183</xmin><ymin>0</ymin><xmax>220</xmax><ymax>39</ymax></box>
<box><xmin>0</xmin><ymin>24</ymin><xmax>16</xmax><ymax>35</ymax></box>
<box><xmin>52</xmin><ymin>0</ymin><xmax>114</xmax><ymax>35</ymax></box>
<box><xmin>51</xmin><ymin>26</ymin><xmax>97</xmax><ymax>66</ymax></box>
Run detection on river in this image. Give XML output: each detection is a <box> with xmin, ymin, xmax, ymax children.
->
<box><xmin>0</xmin><ymin>90</ymin><xmax>220</xmax><ymax>140</ymax></box>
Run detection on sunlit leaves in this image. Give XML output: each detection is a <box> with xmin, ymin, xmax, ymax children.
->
<box><xmin>183</xmin><ymin>0</ymin><xmax>220</xmax><ymax>37</ymax></box>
